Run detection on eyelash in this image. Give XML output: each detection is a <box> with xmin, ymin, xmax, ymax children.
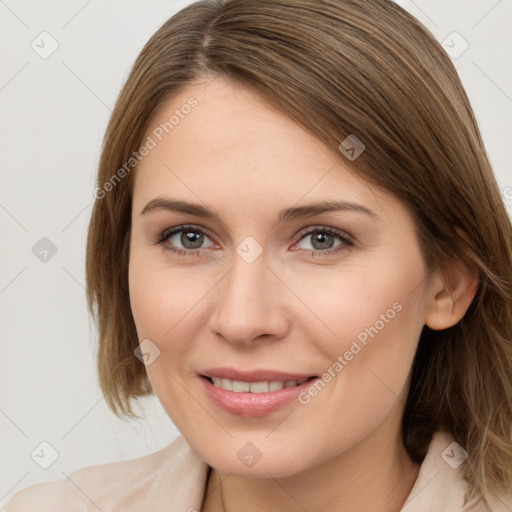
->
<box><xmin>155</xmin><ymin>224</ymin><xmax>355</xmax><ymax>258</ymax></box>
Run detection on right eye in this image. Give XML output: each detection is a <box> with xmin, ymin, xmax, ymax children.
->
<box><xmin>157</xmin><ymin>225</ymin><xmax>216</xmax><ymax>256</ymax></box>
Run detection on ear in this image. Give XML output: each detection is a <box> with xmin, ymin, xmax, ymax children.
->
<box><xmin>425</xmin><ymin>254</ymin><xmax>479</xmax><ymax>331</ymax></box>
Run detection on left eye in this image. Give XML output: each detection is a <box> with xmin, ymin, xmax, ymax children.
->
<box><xmin>294</xmin><ymin>228</ymin><xmax>353</xmax><ymax>253</ymax></box>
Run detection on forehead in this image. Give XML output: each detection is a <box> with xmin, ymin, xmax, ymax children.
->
<box><xmin>132</xmin><ymin>77</ymin><xmax>394</xmax><ymax>222</ymax></box>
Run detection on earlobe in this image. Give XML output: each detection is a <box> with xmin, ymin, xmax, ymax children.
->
<box><xmin>425</xmin><ymin>263</ymin><xmax>479</xmax><ymax>331</ymax></box>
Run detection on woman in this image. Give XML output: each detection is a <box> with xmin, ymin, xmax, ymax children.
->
<box><xmin>3</xmin><ymin>0</ymin><xmax>511</xmax><ymax>510</ymax></box>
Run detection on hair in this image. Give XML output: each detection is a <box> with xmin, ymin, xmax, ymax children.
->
<box><xmin>85</xmin><ymin>0</ymin><xmax>512</xmax><ymax>508</ymax></box>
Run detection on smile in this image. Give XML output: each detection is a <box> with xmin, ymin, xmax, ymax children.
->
<box><xmin>198</xmin><ymin>369</ymin><xmax>320</xmax><ymax>417</ymax></box>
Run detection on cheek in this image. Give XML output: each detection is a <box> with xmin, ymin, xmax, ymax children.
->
<box><xmin>287</xmin><ymin>264</ymin><xmax>426</xmax><ymax>446</ymax></box>
<box><xmin>128</xmin><ymin>249</ymin><xmax>216</xmax><ymax>360</ymax></box>
<box><xmin>317</xmin><ymin>260</ymin><xmax>426</xmax><ymax>406</ymax></box>
<box><xmin>283</xmin><ymin>257</ymin><xmax>428</xmax><ymax>423</ymax></box>
<box><xmin>128</xmin><ymin>251</ymin><xmax>210</xmax><ymax>429</ymax></box>
<box><xmin>126</xmin><ymin>228</ymin><xmax>239</xmax><ymax>432</ymax></box>
<box><xmin>282</xmin><ymin>256</ymin><xmax>426</xmax><ymax>358</ymax></box>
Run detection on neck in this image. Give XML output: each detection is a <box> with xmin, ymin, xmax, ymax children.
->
<box><xmin>202</xmin><ymin>421</ymin><xmax>420</xmax><ymax>512</ymax></box>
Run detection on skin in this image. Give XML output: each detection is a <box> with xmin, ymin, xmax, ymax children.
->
<box><xmin>128</xmin><ymin>76</ymin><xmax>478</xmax><ymax>511</ymax></box>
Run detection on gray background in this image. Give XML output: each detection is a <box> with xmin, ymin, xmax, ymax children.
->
<box><xmin>1</xmin><ymin>0</ymin><xmax>511</xmax><ymax>505</ymax></box>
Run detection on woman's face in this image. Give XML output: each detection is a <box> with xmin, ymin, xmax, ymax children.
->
<box><xmin>129</xmin><ymin>76</ymin><xmax>433</xmax><ymax>477</ymax></box>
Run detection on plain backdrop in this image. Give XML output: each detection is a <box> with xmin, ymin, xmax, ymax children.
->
<box><xmin>1</xmin><ymin>0</ymin><xmax>511</xmax><ymax>506</ymax></box>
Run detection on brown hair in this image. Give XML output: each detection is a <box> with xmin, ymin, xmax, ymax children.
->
<box><xmin>85</xmin><ymin>0</ymin><xmax>512</xmax><ymax>507</ymax></box>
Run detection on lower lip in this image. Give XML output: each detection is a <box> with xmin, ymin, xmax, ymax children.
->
<box><xmin>199</xmin><ymin>376</ymin><xmax>318</xmax><ymax>418</ymax></box>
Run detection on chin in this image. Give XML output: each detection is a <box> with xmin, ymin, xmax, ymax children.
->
<box><xmin>192</xmin><ymin>435</ymin><xmax>318</xmax><ymax>479</ymax></box>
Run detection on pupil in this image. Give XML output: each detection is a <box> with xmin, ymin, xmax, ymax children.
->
<box><xmin>182</xmin><ymin>230</ymin><xmax>203</xmax><ymax>249</ymax></box>
<box><xmin>313</xmin><ymin>231</ymin><xmax>333</xmax><ymax>250</ymax></box>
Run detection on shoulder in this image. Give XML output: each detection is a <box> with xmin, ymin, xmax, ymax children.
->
<box><xmin>2</xmin><ymin>435</ymin><xmax>209</xmax><ymax>512</ymax></box>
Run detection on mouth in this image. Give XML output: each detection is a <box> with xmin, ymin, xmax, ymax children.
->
<box><xmin>198</xmin><ymin>369</ymin><xmax>320</xmax><ymax>417</ymax></box>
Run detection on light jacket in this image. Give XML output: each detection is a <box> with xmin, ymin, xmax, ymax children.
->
<box><xmin>2</xmin><ymin>430</ymin><xmax>511</xmax><ymax>511</ymax></box>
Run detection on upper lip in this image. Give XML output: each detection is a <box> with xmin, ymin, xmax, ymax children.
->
<box><xmin>200</xmin><ymin>367</ymin><xmax>318</xmax><ymax>382</ymax></box>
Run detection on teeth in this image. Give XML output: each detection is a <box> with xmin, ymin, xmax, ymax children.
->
<box><xmin>269</xmin><ymin>381</ymin><xmax>284</xmax><ymax>391</ymax></box>
<box><xmin>221</xmin><ymin>378</ymin><xmax>233</xmax><ymax>391</ymax></box>
<box><xmin>232</xmin><ymin>380</ymin><xmax>250</xmax><ymax>392</ymax></box>
<box><xmin>249</xmin><ymin>381</ymin><xmax>271</xmax><ymax>393</ymax></box>
<box><xmin>209</xmin><ymin>377</ymin><xmax>311</xmax><ymax>392</ymax></box>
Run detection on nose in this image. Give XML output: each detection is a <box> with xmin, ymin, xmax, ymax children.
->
<box><xmin>209</xmin><ymin>248</ymin><xmax>290</xmax><ymax>347</ymax></box>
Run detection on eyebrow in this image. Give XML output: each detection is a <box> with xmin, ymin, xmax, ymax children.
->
<box><xmin>139</xmin><ymin>197</ymin><xmax>377</xmax><ymax>224</ymax></box>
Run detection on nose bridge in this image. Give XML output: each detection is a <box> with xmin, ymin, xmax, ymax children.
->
<box><xmin>211</xmin><ymin>244</ymin><xmax>286</xmax><ymax>344</ymax></box>
<box><xmin>224</xmin><ymin>248</ymin><xmax>271</xmax><ymax>316</ymax></box>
